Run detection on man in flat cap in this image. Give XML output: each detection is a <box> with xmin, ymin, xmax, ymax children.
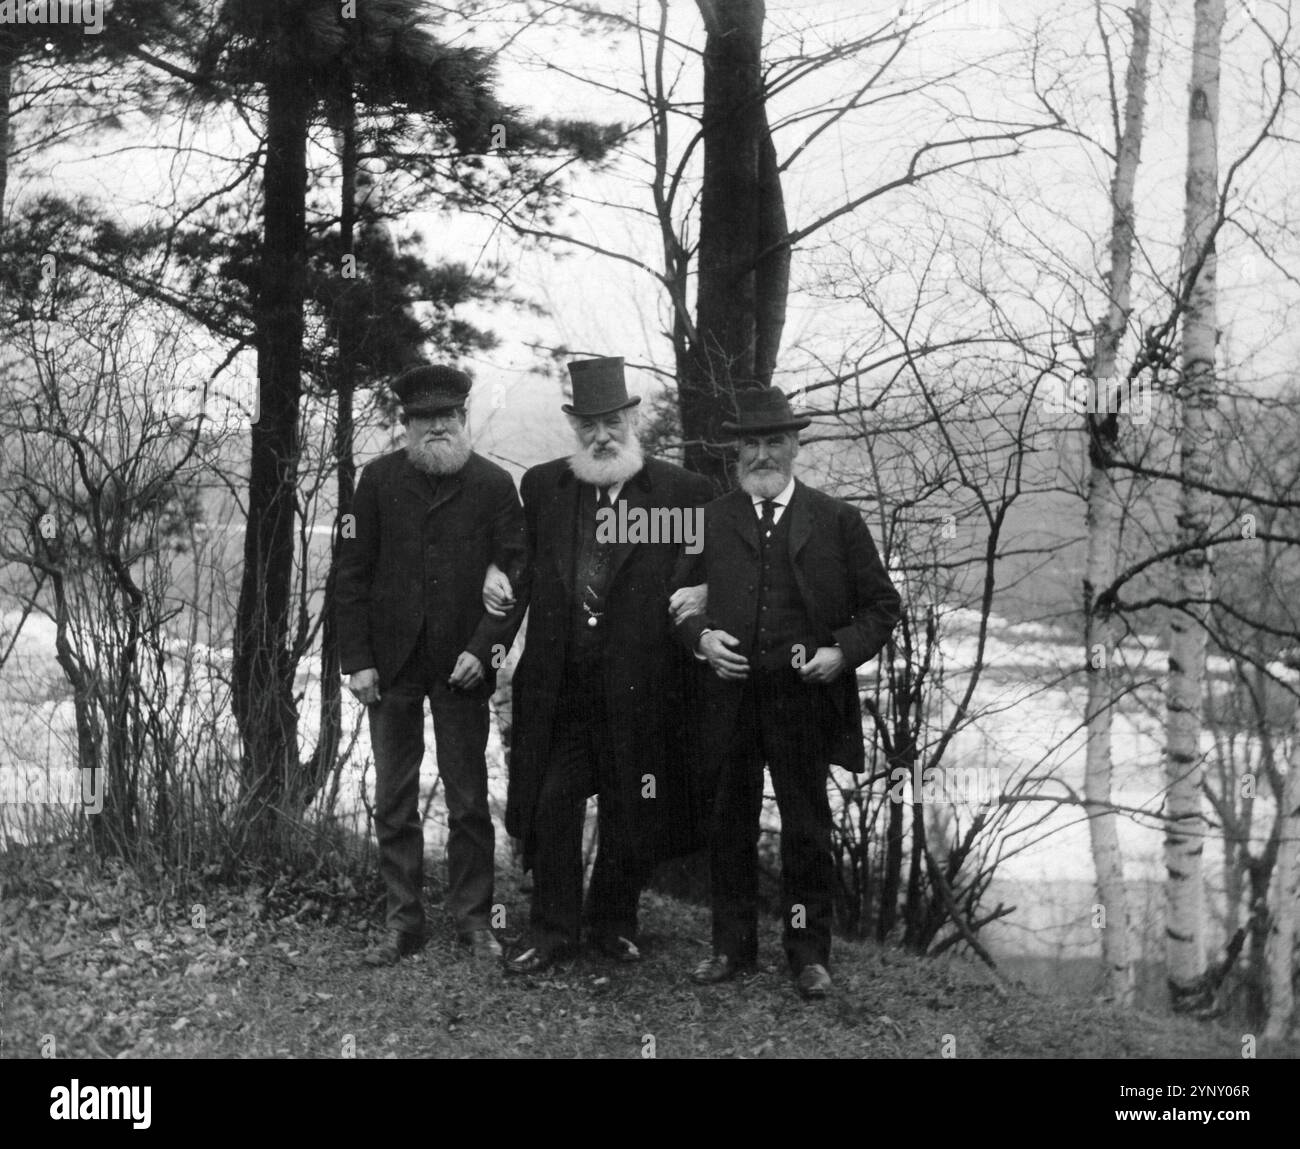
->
<box><xmin>484</xmin><ymin>357</ymin><xmax>712</xmax><ymax>973</ymax></box>
<box><xmin>337</xmin><ymin>363</ymin><xmax>525</xmax><ymax>965</ymax></box>
<box><xmin>671</xmin><ymin>387</ymin><xmax>900</xmax><ymax>999</ymax></box>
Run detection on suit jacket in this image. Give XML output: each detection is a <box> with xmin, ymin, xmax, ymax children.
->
<box><xmin>675</xmin><ymin>480</ymin><xmax>901</xmax><ymax>771</ymax></box>
<box><xmin>507</xmin><ymin>456</ymin><xmax>714</xmax><ymax>866</ymax></box>
<box><xmin>336</xmin><ymin>449</ymin><xmax>526</xmax><ymax>691</ymax></box>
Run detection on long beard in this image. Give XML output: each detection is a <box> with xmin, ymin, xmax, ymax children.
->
<box><xmin>406</xmin><ymin>427</ymin><xmax>472</xmax><ymax>475</ymax></box>
<box><xmin>568</xmin><ymin>434</ymin><xmax>644</xmax><ymax>487</ymax></box>
<box><xmin>737</xmin><ymin>459</ymin><xmax>791</xmax><ymax>500</ymax></box>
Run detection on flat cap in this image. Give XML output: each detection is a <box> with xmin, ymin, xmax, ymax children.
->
<box><xmin>392</xmin><ymin>364</ymin><xmax>471</xmax><ymax>415</ymax></box>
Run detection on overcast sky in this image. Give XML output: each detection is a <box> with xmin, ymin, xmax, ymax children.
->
<box><xmin>415</xmin><ymin>0</ymin><xmax>1300</xmax><ymax>475</ymax></box>
<box><xmin>18</xmin><ymin>0</ymin><xmax>1299</xmax><ymax>478</ymax></box>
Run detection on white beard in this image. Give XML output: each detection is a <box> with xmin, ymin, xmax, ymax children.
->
<box><xmin>568</xmin><ymin>434</ymin><xmax>645</xmax><ymax>487</ymax></box>
<box><xmin>406</xmin><ymin>427</ymin><xmax>472</xmax><ymax>475</ymax></box>
<box><xmin>738</xmin><ymin>463</ymin><xmax>791</xmax><ymax>500</ymax></box>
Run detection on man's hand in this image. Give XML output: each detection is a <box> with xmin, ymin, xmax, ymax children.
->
<box><xmin>700</xmin><ymin>630</ymin><xmax>750</xmax><ymax>681</ymax></box>
<box><xmin>348</xmin><ymin>667</ymin><xmax>381</xmax><ymax>705</ymax></box>
<box><xmin>668</xmin><ymin>583</ymin><xmax>707</xmax><ymax>625</ymax></box>
<box><xmin>797</xmin><ymin>645</ymin><xmax>845</xmax><ymax>685</ymax></box>
<box><xmin>482</xmin><ymin>562</ymin><xmax>515</xmax><ymax>618</ymax></box>
<box><xmin>448</xmin><ymin>651</ymin><xmax>485</xmax><ymax>691</ymax></box>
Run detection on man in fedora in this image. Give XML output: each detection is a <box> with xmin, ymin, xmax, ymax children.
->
<box><xmin>671</xmin><ymin>387</ymin><xmax>900</xmax><ymax>998</ymax></box>
<box><xmin>337</xmin><ymin>363</ymin><xmax>526</xmax><ymax>965</ymax></box>
<box><xmin>489</xmin><ymin>356</ymin><xmax>712</xmax><ymax>973</ymax></box>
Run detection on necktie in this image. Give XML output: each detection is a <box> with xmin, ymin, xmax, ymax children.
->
<box><xmin>581</xmin><ymin>486</ymin><xmax>613</xmax><ymax>629</ymax></box>
<box><xmin>760</xmin><ymin>498</ymin><xmax>776</xmax><ymax>539</ymax></box>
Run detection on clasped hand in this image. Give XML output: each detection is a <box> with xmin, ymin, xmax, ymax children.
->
<box><xmin>482</xmin><ymin>562</ymin><xmax>515</xmax><ymax>617</ymax></box>
<box><xmin>698</xmin><ymin>635</ymin><xmax>844</xmax><ymax>683</ymax></box>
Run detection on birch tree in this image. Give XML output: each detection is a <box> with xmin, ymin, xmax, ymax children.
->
<box><xmin>1265</xmin><ymin>702</ymin><xmax>1299</xmax><ymax>1037</ymax></box>
<box><xmin>1083</xmin><ymin>0</ymin><xmax>1151</xmax><ymax>1009</ymax></box>
<box><xmin>1165</xmin><ymin>0</ymin><xmax>1226</xmax><ymax>1010</ymax></box>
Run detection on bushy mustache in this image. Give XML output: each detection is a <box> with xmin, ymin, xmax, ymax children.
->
<box><xmin>736</xmin><ymin>455</ymin><xmax>791</xmax><ymax>499</ymax></box>
<box><xmin>569</xmin><ymin>435</ymin><xmax>644</xmax><ymax>486</ymax></box>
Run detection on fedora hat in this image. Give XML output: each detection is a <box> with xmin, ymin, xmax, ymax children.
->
<box><xmin>563</xmin><ymin>357</ymin><xmax>641</xmax><ymax>418</ymax></box>
<box><xmin>720</xmin><ymin>387</ymin><xmax>811</xmax><ymax>435</ymax></box>
<box><xmin>392</xmin><ymin>364</ymin><xmax>471</xmax><ymax>415</ymax></box>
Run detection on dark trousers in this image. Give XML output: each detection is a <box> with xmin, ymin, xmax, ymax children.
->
<box><xmin>708</xmin><ymin>667</ymin><xmax>836</xmax><ymax>973</ymax></box>
<box><xmin>367</xmin><ymin>637</ymin><xmax>493</xmax><ymax>938</ymax></box>
<box><xmin>529</xmin><ymin>660</ymin><xmax>647</xmax><ymax>949</ymax></box>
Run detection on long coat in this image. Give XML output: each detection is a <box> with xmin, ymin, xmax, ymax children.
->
<box><xmin>676</xmin><ymin>480</ymin><xmax>901</xmax><ymax>772</ymax></box>
<box><xmin>507</xmin><ymin>456</ymin><xmax>714</xmax><ymax>868</ymax></box>
<box><xmin>336</xmin><ymin>449</ymin><xmax>526</xmax><ymax>692</ymax></box>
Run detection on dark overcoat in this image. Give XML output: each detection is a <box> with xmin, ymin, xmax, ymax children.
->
<box><xmin>336</xmin><ymin>449</ymin><xmax>526</xmax><ymax>692</ymax></box>
<box><xmin>507</xmin><ymin>456</ymin><xmax>714</xmax><ymax>867</ymax></box>
<box><xmin>676</xmin><ymin>480</ymin><xmax>901</xmax><ymax>772</ymax></box>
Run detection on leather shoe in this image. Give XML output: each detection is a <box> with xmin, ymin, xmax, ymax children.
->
<box><xmin>457</xmin><ymin>928</ymin><xmax>503</xmax><ymax>959</ymax></box>
<box><xmin>364</xmin><ymin>930</ymin><xmax>426</xmax><ymax>967</ymax></box>
<box><xmin>591</xmin><ymin>934</ymin><xmax>641</xmax><ymax>963</ymax></box>
<box><xmin>691</xmin><ymin>953</ymin><xmax>750</xmax><ymax>984</ymax></box>
<box><xmin>503</xmin><ymin>942</ymin><xmax>574</xmax><ymax>975</ymax></box>
<box><xmin>796</xmin><ymin>963</ymin><xmax>832</xmax><ymax>999</ymax></box>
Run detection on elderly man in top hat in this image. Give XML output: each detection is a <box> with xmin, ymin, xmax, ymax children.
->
<box><xmin>336</xmin><ymin>363</ymin><xmax>526</xmax><ymax>965</ymax></box>
<box><xmin>485</xmin><ymin>356</ymin><xmax>713</xmax><ymax>973</ymax></box>
<box><xmin>671</xmin><ymin>387</ymin><xmax>901</xmax><ymax>999</ymax></box>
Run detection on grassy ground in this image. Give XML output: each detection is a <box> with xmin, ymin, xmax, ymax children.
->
<box><xmin>2</xmin><ymin>839</ymin><xmax>1296</xmax><ymax>1061</ymax></box>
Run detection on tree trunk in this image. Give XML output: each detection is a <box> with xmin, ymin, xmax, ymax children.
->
<box><xmin>879</xmin><ymin>633</ymin><xmax>915</xmax><ymax>941</ymax></box>
<box><xmin>879</xmin><ymin>769</ymin><xmax>905</xmax><ymax>941</ymax></box>
<box><xmin>901</xmin><ymin>792</ymin><xmax>927</xmax><ymax>948</ymax></box>
<box><xmin>308</xmin><ymin>77</ymin><xmax>357</xmax><ymax>811</ymax></box>
<box><xmin>0</xmin><ymin>51</ymin><xmax>13</xmax><ymax>234</ymax></box>
<box><xmin>1264</xmin><ymin>717</ymin><xmax>1299</xmax><ymax>1038</ymax></box>
<box><xmin>1084</xmin><ymin>0</ymin><xmax>1150</xmax><ymax>1009</ymax></box>
<box><xmin>685</xmin><ymin>0</ymin><xmax>768</xmax><ymax>490</ymax></box>
<box><xmin>754</xmin><ymin>119</ymin><xmax>789</xmax><ymax>390</ymax></box>
<box><xmin>1164</xmin><ymin>0</ymin><xmax>1224</xmax><ymax>1010</ymax></box>
<box><xmin>233</xmin><ymin>52</ymin><xmax>309</xmax><ymax>844</ymax></box>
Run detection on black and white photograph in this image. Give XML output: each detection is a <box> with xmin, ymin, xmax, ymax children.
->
<box><xmin>0</xmin><ymin>0</ymin><xmax>1296</xmax><ymax>1103</ymax></box>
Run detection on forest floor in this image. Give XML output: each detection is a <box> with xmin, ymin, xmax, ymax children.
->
<box><xmin>2</xmin><ymin>838</ymin><xmax>1297</xmax><ymax>1062</ymax></box>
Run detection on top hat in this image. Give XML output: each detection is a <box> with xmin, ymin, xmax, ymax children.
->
<box><xmin>720</xmin><ymin>387</ymin><xmax>811</xmax><ymax>435</ymax></box>
<box><xmin>392</xmin><ymin>364</ymin><xmax>472</xmax><ymax>415</ymax></box>
<box><xmin>562</xmin><ymin>357</ymin><xmax>641</xmax><ymax>418</ymax></box>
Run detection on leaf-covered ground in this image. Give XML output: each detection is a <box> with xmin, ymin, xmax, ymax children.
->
<box><xmin>2</xmin><ymin>840</ymin><xmax>1296</xmax><ymax>1060</ymax></box>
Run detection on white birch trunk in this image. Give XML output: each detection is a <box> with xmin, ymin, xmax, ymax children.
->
<box><xmin>1164</xmin><ymin>0</ymin><xmax>1225</xmax><ymax>1006</ymax></box>
<box><xmin>1264</xmin><ymin>723</ymin><xmax>1300</xmax><ymax>1039</ymax></box>
<box><xmin>1084</xmin><ymin>0</ymin><xmax>1151</xmax><ymax>1009</ymax></box>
